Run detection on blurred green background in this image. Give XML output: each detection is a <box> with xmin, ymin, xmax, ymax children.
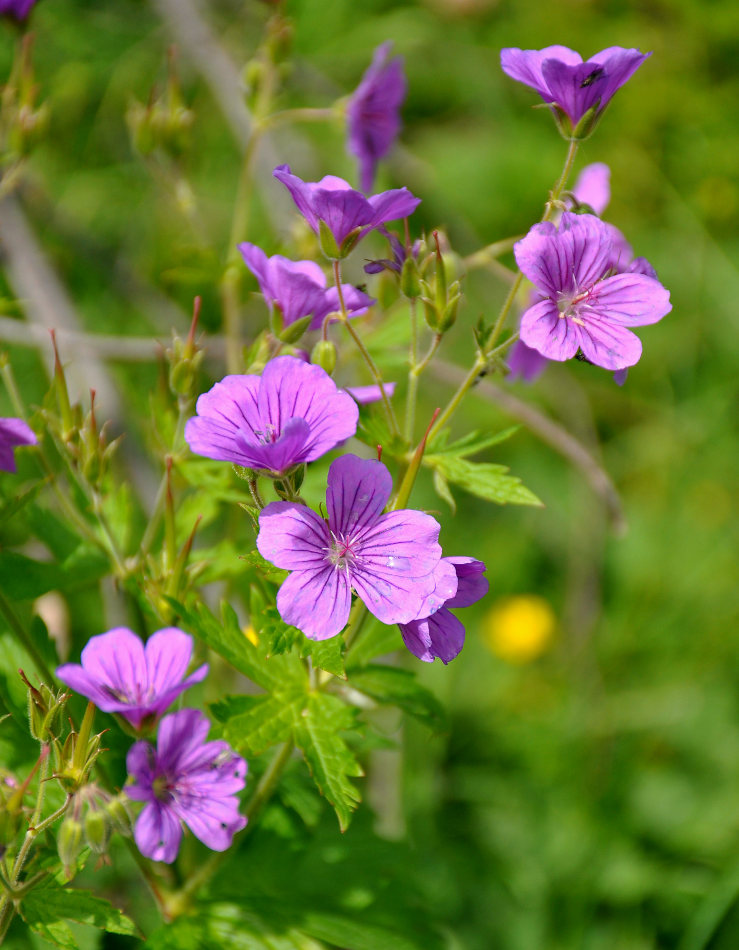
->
<box><xmin>2</xmin><ymin>0</ymin><xmax>739</xmax><ymax>947</ymax></box>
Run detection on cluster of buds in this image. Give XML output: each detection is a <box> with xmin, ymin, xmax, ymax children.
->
<box><xmin>43</xmin><ymin>332</ymin><xmax>120</xmax><ymax>488</ymax></box>
<box><xmin>57</xmin><ymin>784</ymin><xmax>132</xmax><ymax>878</ymax></box>
<box><xmin>20</xmin><ymin>669</ymin><xmax>68</xmax><ymax>742</ymax></box>
<box><xmin>242</xmin><ymin>12</ymin><xmax>294</xmax><ymax>115</ymax></box>
<box><xmin>51</xmin><ymin>702</ymin><xmax>106</xmax><ymax>794</ymax></box>
<box><xmin>165</xmin><ymin>297</ymin><xmax>205</xmax><ymax>400</ymax></box>
<box><xmin>126</xmin><ymin>47</ymin><xmax>194</xmax><ymax>161</ymax></box>
<box><xmin>0</xmin><ymin>34</ymin><xmax>49</xmax><ymax>183</ymax></box>
<box><xmin>419</xmin><ymin>231</ymin><xmax>462</xmax><ymax>333</ymax></box>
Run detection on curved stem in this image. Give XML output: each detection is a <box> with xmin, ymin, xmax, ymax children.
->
<box><xmin>332</xmin><ymin>261</ymin><xmax>399</xmax><ymax>438</ymax></box>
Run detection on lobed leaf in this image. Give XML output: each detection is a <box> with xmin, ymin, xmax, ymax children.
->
<box><xmin>425</xmin><ymin>454</ymin><xmax>543</xmax><ymax>506</ymax></box>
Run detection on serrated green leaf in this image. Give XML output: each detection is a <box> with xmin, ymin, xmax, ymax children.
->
<box><xmin>301</xmin><ymin>636</ymin><xmax>345</xmax><ymax>678</ymax></box>
<box><xmin>346</xmin><ymin>664</ymin><xmax>447</xmax><ymax>732</ymax></box>
<box><xmin>20</xmin><ymin>882</ymin><xmax>139</xmax><ymax>945</ymax></box>
<box><xmin>425</xmin><ymin>454</ymin><xmax>542</xmax><ymax>506</ymax></box>
<box><xmin>427</xmin><ymin>425</ymin><xmax>520</xmax><ymax>457</ymax></box>
<box><xmin>210</xmin><ymin>688</ymin><xmax>304</xmax><ymax>756</ymax></box>
<box><xmin>292</xmin><ymin>692</ymin><xmax>363</xmax><ymax>831</ymax></box>
<box><xmin>0</xmin><ymin>478</ymin><xmax>46</xmax><ymax>526</ymax></box>
<box><xmin>171</xmin><ymin>599</ymin><xmax>305</xmax><ymax>692</ymax></box>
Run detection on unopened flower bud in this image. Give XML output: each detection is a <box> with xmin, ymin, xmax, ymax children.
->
<box><xmin>278</xmin><ymin>313</ymin><xmax>313</xmax><ymax>344</ymax></box>
<box><xmin>310</xmin><ymin>339</ymin><xmax>337</xmax><ymax>375</ymax></box>
<box><xmin>400</xmin><ymin>255</ymin><xmax>422</xmax><ymax>299</ymax></box>
<box><xmin>105</xmin><ymin>794</ymin><xmax>133</xmax><ymax>837</ymax></box>
<box><xmin>84</xmin><ymin>807</ymin><xmax>111</xmax><ymax>855</ymax></box>
<box><xmin>57</xmin><ymin>816</ymin><xmax>84</xmax><ymax>878</ymax></box>
<box><xmin>21</xmin><ymin>670</ymin><xmax>67</xmax><ymax>742</ymax></box>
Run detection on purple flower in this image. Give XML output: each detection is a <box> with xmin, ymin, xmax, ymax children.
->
<box><xmin>500</xmin><ymin>46</ymin><xmax>651</xmax><ymax>134</ymax></box>
<box><xmin>56</xmin><ymin>628</ymin><xmax>208</xmax><ymax>731</ymax></box>
<box><xmin>0</xmin><ymin>418</ymin><xmax>36</xmax><ymax>473</ymax></box>
<box><xmin>185</xmin><ymin>356</ymin><xmax>359</xmax><ymax>476</ymax></box>
<box><xmin>273</xmin><ymin>165</ymin><xmax>420</xmax><ymax>254</ymax></box>
<box><xmin>239</xmin><ymin>243</ymin><xmax>374</xmax><ymax>330</ymax></box>
<box><xmin>514</xmin><ymin>212</ymin><xmax>671</xmax><ymax>371</ymax></box>
<box><xmin>399</xmin><ymin>557</ymin><xmax>488</xmax><ymax>664</ymax></box>
<box><xmin>126</xmin><ymin>709</ymin><xmax>246</xmax><ymax>863</ymax></box>
<box><xmin>344</xmin><ymin>382</ymin><xmax>396</xmax><ymax>404</ymax></box>
<box><xmin>347</xmin><ymin>42</ymin><xmax>406</xmax><ymax>194</ymax></box>
<box><xmin>257</xmin><ymin>454</ymin><xmax>445</xmax><ymax>640</ymax></box>
<box><xmin>0</xmin><ymin>0</ymin><xmax>37</xmax><ymax>20</ymax></box>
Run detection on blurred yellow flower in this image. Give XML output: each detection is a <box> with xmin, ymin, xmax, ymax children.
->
<box><xmin>244</xmin><ymin>624</ymin><xmax>259</xmax><ymax>646</ymax></box>
<box><xmin>482</xmin><ymin>595</ymin><xmax>555</xmax><ymax>664</ymax></box>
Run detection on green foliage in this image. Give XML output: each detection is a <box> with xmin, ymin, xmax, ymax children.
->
<box><xmin>425</xmin><ymin>453</ymin><xmax>543</xmax><ymax>507</ymax></box>
<box><xmin>291</xmin><ymin>692</ymin><xmax>363</xmax><ymax>833</ymax></box>
<box><xmin>20</xmin><ymin>882</ymin><xmax>139</xmax><ymax>948</ymax></box>
<box><xmin>347</xmin><ymin>664</ymin><xmax>447</xmax><ymax>732</ymax></box>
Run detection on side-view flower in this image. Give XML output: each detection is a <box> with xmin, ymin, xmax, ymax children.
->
<box><xmin>514</xmin><ymin>212</ymin><xmax>671</xmax><ymax>371</ymax></box>
<box><xmin>126</xmin><ymin>709</ymin><xmax>247</xmax><ymax>863</ymax></box>
<box><xmin>347</xmin><ymin>41</ymin><xmax>406</xmax><ymax>194</ymax></box>
<box><xmin>184</xmin><ymin>355</ymin><xmax>359</xmax><ymax>476</ymax></box>
<box><xmin>500</xmin><ymin>45</ymin><xmax>651</xmax><ymax>136</ymax></box>
<box><xmin>273</xmin><ymin>164</ymin><xmax>420</xmax><ymax>256</ymax></box>
<box><xmin>257</xmin><ymin>453</ymin><xmax>450</xmax><ymax>639</ymax></box>
<box><xmin>239</xmin><ymin>242</ymin><xmax>374</xmax><ymax>329</ymax></box>
<box><xmin>0</xmin><ymin>417</ymin><xmax>36</xmax><ymax>473</ymax></box>
<box><xmin>56</xmin><ymin>627</ymin><xmax>208</xmax><ymax>731</ymax></box>
<box><xmin>400</xmin><ymin>557</ymin><xmax>489</xmax><ymax>664</ymax></box>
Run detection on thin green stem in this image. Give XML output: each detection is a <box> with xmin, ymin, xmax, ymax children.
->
<box><xmin>404</xmin><ymin>296</ymin><xmax>419</xmax><ymax>442</ymax></box>
<box><xmin>221</xmin><ymin>130</ymin><xmax>262</xmax><ymax>374</ymax></box>
<box><xmin>332</xmin><ymin>261</ymin><xmax>400</xmax><ymax>438</ymax></box>
<box><xmin>0</xmin><ymin>591</ymin><xmax>55</xmax><ymax>684</ymax></box>
<box><xmin>261</xmin><ymin>106</ymin><xmax>336</xmax><ymax>129</ymax></box>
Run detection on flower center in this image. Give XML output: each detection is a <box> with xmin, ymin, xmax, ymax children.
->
<box><xmin>325</xmin><ymin>532</ymin><xmax>358</xmax><ymax>570</ymax></box>
<box><xmin>152</xmin><ymin>774</ymin><xmax>175</xmax><ymax>804</ymax></box>
<box><xmin>556</xmin><ymin>288</ymin><xmax>591</xmax><ymax>325</ymax></box>
<box><xmin>254</xmin><ymin>424</ymin><xmax>280</xmax><ymax>445</ymax></box>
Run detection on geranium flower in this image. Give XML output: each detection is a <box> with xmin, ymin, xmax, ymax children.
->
<box><xmin>56</xmin><ymin>628</ymin><xmax>208</xmax><ymax>731</ymax></box>
<box><xmin>399</xmin><ymin>557</ymin><xmax>488</xmax><ymax>664</ymax></box>
<box><xmin>514</xmin><ymin>212</ymin><xmax>671</xmax><ymax>371</ymax></box>
<box><xmin>0</xmin><ymin>418</ymin><xmax>36</xmax><ymax>473</ymax></box>
<box><xmin>0</xmin><ymin>0</ymin><xmax>37</xmax><ymax>20</ymax></box>
<box><xmin>273</xmin><ymin>164</ymin><xmax>420</xmax><ymax>255</ymax></box>
<box><xmin>239</xmin><ymin>243</ymin><xmax>374</xmax><ymax>329</ymax></box>
<box><xmin>126</xmin><ymin>709</ymin><xmax>246</xmax><ymax>863</ymax></box>
<box><xmin>347</xmin><ymin>42</ymin><xmax>406</xmax><ymax>194</ymax></box>
<box><xmin>184</xmin><ymin>356</ymin><xmax>359</xmax><ymax>476</ymax></box>
<box><xmin>257</xmin><ymin>454</ymin><xmax>446</xmax><ymax>639</ymax></box>
<box><xmin>500</xmin><ymin>45</ymin><xmax>651</xmax><ymax>135</ymax></box>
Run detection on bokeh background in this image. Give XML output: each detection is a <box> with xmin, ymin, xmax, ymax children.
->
<box><xmin>1</xmin><ymin>0</ymin><xmax>739</xmax><ymax>947</ymax></box>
